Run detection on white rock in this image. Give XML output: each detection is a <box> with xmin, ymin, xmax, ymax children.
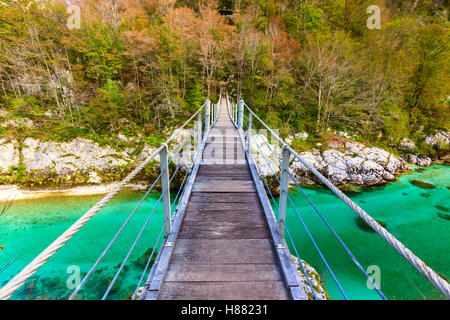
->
<box><xmin>294</xmin><ymin>132</ymin><xmax>308</xmax><ymax>140</ymax></box>
<box><xmin>0</xmin><ymin>118</ymin><xmax>34</xmax><ymax>128</ymax></box>
<box><xmin>137</xmin><ymin>145</ymin><xmax>158</xmax><ymax>162</ymax></box>
<box><xmin>0</xmin><ymin>139</ymin><xmax>19</xmax><ymax>171</ymax></box>
<box><xmin>408</xmin><ymin>154</ymin><xmax>432</xmax><ymax>166</ymax></box>
<box><xmin>425</xmin><ymin>132</ymin><xmax>449</xmax><ymax>150</ymax></box>
<box><xmin>399</xmin><ymin>138</ymin><xmax>415</xmax><ymax>151</ymax></box>
<box><xmin>287</xmin><ymin>141</ymin><xmax>407</xmax><ymax>186</ymax></box>
<box><xmin>22</xmin><ymin>137</ymin><xmax>129</xmax><ymax>175</ymax></box>
<box><xmin>88</xmin><ymin>171</ymin><xmax>102</xmax><ymax>184</ymax></box>
<box><xmin>289</xmin><ymin>255</ymin><xmax>328</xmax><ymax>300</ymax></box>
<box><xmin>337</xmin><ymin>131</ymin><xmax>351</xmax><ymax>139</ymax></box>
<box><xmin>117</xmin><ymin>133</ymin><xmax>130</xmax><ymax>142</ymax></box>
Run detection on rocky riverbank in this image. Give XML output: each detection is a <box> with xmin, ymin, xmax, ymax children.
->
<box><xmin>250</xmin><ymin>130</ymin><xmax>449</xmax><ymax>189</ymax></box>
<box><xmin>0</xmin><ymin>128</ymin><xmax>448</xmax><ymax>193</ymax></box>
<box><xmin>0</xmin><ymin>128</ymin><xmax>192</xmax><ymax>189</ymax></box>
<box><xmin>252</xmin><ymin>134</ymin><xmax>408</xmax><ymax>187</ymax></box>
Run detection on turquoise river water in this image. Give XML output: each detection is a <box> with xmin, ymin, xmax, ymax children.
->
<box><xmin>0</xmin><ymin>165</ymin><xmax>448</xmax><ymax>300</ymax></box>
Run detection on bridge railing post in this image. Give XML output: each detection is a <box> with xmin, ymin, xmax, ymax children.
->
<box><xmin>197</xmin><ymin>112</ymin><xmax>202</xmax><ymax>153</ymax></box>
<box><xmin>238</xmin><ymin>100</ymin><xmax>244</xmax><ymax>129</ymax></box>
<box><xmin>211</xmin><ymin>102</ymin><xmax>214</xmax><ymax>125</ymax></box>
<box><xmin>160</xmin><ymin>143</ymin><xmax>172</xmax><ymax>236</ymax></box>
<box><xmin>248</xmin><ymin>112</ymin><xmax>252</xmax><ymax>152</ymax></box>
<box><xmin>278</xmin><ymin>145</ymin><xmax>290</xmax><ymax>238</ymax></box>
<box><xmin>205</xmin><ymin>100</ymin><xmax>210</xmax><ymax>132</ymax></box>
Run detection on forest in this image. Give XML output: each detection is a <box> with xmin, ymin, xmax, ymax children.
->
<box><xmin>0</xmin><ymin>0</ymin><xmax>448</xmax><ymax>154</ymax></box>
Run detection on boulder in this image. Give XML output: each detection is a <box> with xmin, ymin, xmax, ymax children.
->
<box><xmin>289</xmin><ymin>255</ymin><xmax>329</xmax><ymax>300</ymax></box>
<box><xmin>425</xmin><ymin>132</ymin><xmax>449</xmax><ymax>150</ymax></box>
<box><xmin>0</xmin><ymin>139</ymin><xmax>19</xmax><ymax>171</ymax></box>
<box><xmin>408</xmin><ymin>154</ymin><xmax>432</xmax><ymax>166</ymax></box>
<box><xmin>288</xmin><ymin>142</ymin><xmax>407</xmax><ymax>186</ymax></box>
<box><xmin>399</xmin><ymin>138</ymin><xmax>415</xmax><ymax>151</ymax></box>
<box><xmin>22</xmin><ymin>137</ymin><xmax>129</xmax><ymax>175</ymax></box>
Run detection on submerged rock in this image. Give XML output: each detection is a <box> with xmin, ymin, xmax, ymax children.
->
<box><xmin>437</xmin><ymin>212</ymin><xmax>450</xmax><ymax>221</ymax></box>
<box><xmin>410</xmin><ymin>180</ymin><xmax>436</xmax><ymax>189</ymax></box>
<box><xmin>435</xmin><ymin>205</ymin><xmax>449</xmax><ymax>212</ymax></box>
<box><xmin>420</xmin><ymin>193</ymin><xmax>432</xmax><ymax>198</ymax></box>
<box><xmin>134</xmin><ymin>247</ymin><xmax>157</xmax><ymax>268</ymax></box>
<box><xmin>355</xmin><ymin>217</ymin><xmax>387</xmax><ymax>232</ymax></box>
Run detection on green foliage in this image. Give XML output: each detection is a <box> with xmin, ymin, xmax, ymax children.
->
<box><xmin>187</xmin><ymin>80</ymin><xmax>205</xmax><ymax>112</ymax></box>
<box><xmin>0</xmin><ymin>0</ymin><xmax>448</xmax><ymax>156</ymax></box>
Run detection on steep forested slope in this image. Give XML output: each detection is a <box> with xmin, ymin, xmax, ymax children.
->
<box><xmin>0</xmin><ymin>0</ymin><xmax>448</xmax><ymax>184</ymax></box>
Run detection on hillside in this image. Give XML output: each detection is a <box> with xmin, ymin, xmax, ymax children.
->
<box><xmin>0</xmin><ymin>0</ymin><xmax>448</xmax><ymax>186</ymax></box>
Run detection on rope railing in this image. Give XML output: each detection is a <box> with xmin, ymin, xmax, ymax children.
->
<box><xmin>72</xmin><ymin>152</ymin><xmax>189</xmax><ymax>300</ymax></box>
<box><xmin>230</xmin><ymin>99</ymin><xmax>450</xmax><ymax>299</ymax></box>
<box><xmin>0</xmin><ymin>98</ymin><xmax>220</xmax><ymax>300</ymax></box>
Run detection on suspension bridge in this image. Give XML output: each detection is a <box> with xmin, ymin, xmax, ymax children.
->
<box><xmin>0</xmin><ymin>94</ymin><xmax>449</xmax><ymax>300</ymax></box>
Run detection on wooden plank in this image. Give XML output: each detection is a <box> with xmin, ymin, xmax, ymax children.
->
<box><xmin>179</xmin><ymin>220</ymin><xmax>270</xmax><ymax>239</ymax></box>
<box><xmin>195</xmin><ymin>176</ymin><xmax>254</xmax><ymax>183</ymax></box>
<box><xmin>188</xmin><ymin>192</ymin><xmax>260</xmax><ymax>203</ymax></box>
<box><xmin>170</xmin><ymin>239</ymin><xmax>277</xmax><ymax>264</ymax></box>
<box><xmin>158</xmin><ymin>281</ymin><xmax>290</xmax><ymax>300</ymax></box>
<box><xmin>164</xmin><ymin>264</ymin><xmax>283</xmax><ymax>282</ymax></box>
<box><xmin>206</xmin><ymin>136</ymin><xmax>240</xmax><ymax>141</ymax></box>
<box><xmin>197</xmin><ymin>164</ymin><xmax>250</xmax><ymax>171</ymax></box>
<box><xmin>183</xmin><ymin>209</ymin><xmax>266</xmax><ymax>223</ymax></box>
<box><xmin>186</xmin><ymin>202</ymin><xmax>262</xmax><ymax>212</ymax></box>
<box><xmin>192</xmin><ymin>180</ymin><xmax>254</xmax><ymax>192</ymax></box>
<box><xmin>201</xmin><ymin>158</ymin><xmax>247</xmax><ymax>165</ymax></box>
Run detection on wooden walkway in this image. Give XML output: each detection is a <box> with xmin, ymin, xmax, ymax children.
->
<box><xmin>155</xmin><ymin>98</ymin><xmax>291</xmax><ymax>300</ymax></box>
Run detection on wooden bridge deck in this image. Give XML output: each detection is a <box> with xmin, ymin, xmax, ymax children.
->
<box><xmin>155</xmin><ymin>99</ymin><xmax>291</xmax><ymax>300</ymax></box>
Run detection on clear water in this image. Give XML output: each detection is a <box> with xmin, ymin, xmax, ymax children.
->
<box><xmin>279</xmin><ymin>164</ymin><xmax>449</xmax><ymax>300</ymax></box>
<box><xmin>0</xmin><ymin>165</ymin><xmax>448</xmax><ymax>300</ymax></box>
<box><xmin>0</xmin><ymin>190</ymin><xmax>166</xmax><ymax>300</ymax></box>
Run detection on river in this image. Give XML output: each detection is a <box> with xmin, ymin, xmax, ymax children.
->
<box><xmin>0</xmin><ymin>165</ymin><xmax>448</xmax><ymax>300</ymax></box>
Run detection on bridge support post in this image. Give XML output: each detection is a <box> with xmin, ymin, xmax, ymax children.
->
<box><xmin>205</xmin><ymin>100</ymin><xmax>210</xmax><ymax>132</ymax></box>
<box><xmin>278</xmin><ymin>145</ymin><xmax>290</xmax><ymax>238</ymax></box>
<box><xmin>248</xmin><ymin>112</ymin><xmax>252</xmax><ymax>151</ymax></box>
<box><xmin>238</xmin><ymin>100</ymin><xmax>244</xmax><ymax>129</ymax></box>
<box><xmin>160</xmin><ymin>144</ymin><xmax>172</xmax><ymax>236</ymax></box>
<box><xmin>197</xmin><ymin>112</ymin><xmax>202</xmax><ymax>152</ymax></box>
